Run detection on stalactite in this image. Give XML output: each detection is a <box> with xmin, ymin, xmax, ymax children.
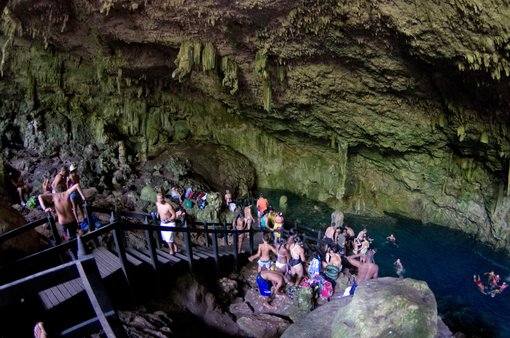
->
<box><xmin>201</xmin><ymin>42</ymin><xmax>216</xmax><ymax>72</ymax></box>
<box><xmin>172</xmin><ymin>41</ymin><xmax>194</xmax><ymax>81</ymax></box>
<box><xmin>337</xmin><ymin>140</ymin><xmax>348</xmax><ymax>198</ymax></box>
<box><xmin>221</xmin><ymin>56</ymin><xmax>238</xmax><ymax>95</ymax></box>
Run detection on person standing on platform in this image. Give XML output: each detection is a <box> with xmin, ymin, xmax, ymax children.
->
<box><xmin>156</xmin><ymin>192</ymin><xmax>178</xmax><ymax>255</ymax></box>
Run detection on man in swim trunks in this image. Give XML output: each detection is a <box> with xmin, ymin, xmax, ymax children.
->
<box><xmin>249</xmin><ymin>233</ymin><xmax>277</xmax><ymax>272</ymax></box>
<box><xmin>256</xmin><ymin>269</ymin><xmax>285</xmax><ymax>309</ymax></box>
<box><xmin>38</xmin><ymin>183</ymin><xmax>87</xmax><ymax>245</ymax></box>
<box><xmin>346</xmin><ymin>253</ymin><xmax>379</xmax><ymax>283</ymax></box>
<box><xmin>156</xmin><ymin>192</ymin><xmax>177</xmax><ymax>255</ymax></box>
<box><xmin>323</xmin><ymin>223</ymin><xmax>340</xmax><ymax>249</ymax></box>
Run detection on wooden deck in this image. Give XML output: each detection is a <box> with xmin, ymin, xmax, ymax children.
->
<box><xmin>38</xmin><ymin>247</ymin><xmax>143</xmax><ymax>310</ymax></box>
<box><xmin>37</xmin><ymin>239</ymin><xmax>254</xmax><ymax>310</ymax></box>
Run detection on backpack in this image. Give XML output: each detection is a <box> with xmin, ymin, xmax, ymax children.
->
<box><xmin>324</xmin><ymin>265</ymin><xmax>340</xmax><ymax>281</ymax></box>
<box><xmin>320</xmin><ymin>280</ymin><xmax>334</xmax><ymax>298</ymax></box>
<box><xmin>308</xmin><ymin>257</ymin><xmax>321</xmax><ymax>276</ymax></box>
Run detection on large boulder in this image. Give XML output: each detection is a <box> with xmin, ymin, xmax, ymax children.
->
<box><xmin>283</xmin><ymin>277</ymin><xmax>451</xmax><ymax>338</ymax></box>
<box><xmin>332</xmin><ymin>278</ymin><xmax>438</xmax><ymax>338</ymax></box>
<box><xmin>237</xmin><ymin>313</ymin><xmax>291</xmax><ymax>338</ymax></box>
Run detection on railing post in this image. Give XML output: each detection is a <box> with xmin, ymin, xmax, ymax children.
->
<box><xmin>211</xmin><ymin>226</ymin><xmax>219</xmax><ymax>275</ymax></box>
<box><xmin>84</xmin><ymin>202</ymin><xmax>95</xmax><ymax>231</ymax></box>
<box><xmin>317</xmin><ymin>230</ymin><xmax>322</xmax><ymax>242</ymax></box>
<box><xmin>222</xmin><ymin>220</ymin><xmax>228</xmax><ymax>246</ymax></box>
<box><xmin>203</xmin><ymin>221</ymin><xmax>209</xmax><ymax>247</ymax></box>
<box><xmin>232</xmin><ymin>227</ymin><xmax>239</xmax><ymax>271</ymax></box>
<box><xmin>183</xmin><ymin>220</ymin><xmax>194</xmax><ymax>272</ymax></box>
<box><xmin>144</xmin><ymin>216</ymin><xmax>158</xmax><ymax>272</ymax></box>
<box><xmin>151</xmin><ymin>211</ymin><xmax>163</xmax><ymax>248</ymax></box>
<box><xmin>112</xmin><ymin>224</ymin><xmax>131</xmax><ymax>286</ymax></box>
<box><xmin>47</xmin><ymin>213</ymin><xmax>61</xmax><ymax>246</ymax></box>
<box><xmin>249</xmin><ymin>226</ymin><xmax>254</xmax><ymax>254</ymax></box>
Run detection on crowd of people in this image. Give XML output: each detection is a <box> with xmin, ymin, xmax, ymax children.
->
<box><xmin>8</xmin><ymin>163</ymin><xmax>507</xmax><ymax>316</ymax></box>
<box><xmin>474</xmin><ymin>271</ymin><xmax>508</xmax><ymax>297</ymax></box>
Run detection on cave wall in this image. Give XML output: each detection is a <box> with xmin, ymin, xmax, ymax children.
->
<box><xmin>0</xmin><ymin>0</ymin><xmax>509</xmax><ymax>250</ymax></box>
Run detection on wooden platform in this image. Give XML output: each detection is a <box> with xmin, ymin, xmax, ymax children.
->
<box><xmin>37</xmin><ymin>233</ymin><xmax>259</xmax><ymax>310</ymax></box>
<box><xmin>38</xmin><ymin>247</ymin><xmax>141</xmax><ymax>310</ymax></box>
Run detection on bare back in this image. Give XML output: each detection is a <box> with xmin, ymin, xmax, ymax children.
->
<box><xmin>259</xmin><ymin>242</ymin><xmax>277</xmax><ymax>261</ymax></box>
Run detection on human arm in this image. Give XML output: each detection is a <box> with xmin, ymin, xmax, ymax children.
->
<box><xmin>249</xmin><ymin>245</ymin><xmax>261</xmax><ymax>262</ymax></box>
<box><xmin>38</xmin><ymin>193</ymin><xmax>53</xmax><ymax>213</ymax></box>
<box><xmin>68</xmin><ymin>183</ymin><xmax>86</xmax><ymax>203</ymax></box>
<box><xmin>346</xmin><ymin>254</ymin><xmax>362</xmax><ymax>268</ymax></box>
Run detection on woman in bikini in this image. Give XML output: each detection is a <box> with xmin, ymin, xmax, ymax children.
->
<box><xmin>275</xmin><ymin>238</ymin><xmax>290</xmax><ymax>273</ymax></box>
<box><xmin>289</xmin><ymin>236</ymin><xmax>306</xmax><ymax>286</ymax></box>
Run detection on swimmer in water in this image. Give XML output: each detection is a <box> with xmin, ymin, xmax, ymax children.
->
<box><xmin>394</xmin><ymin>259</ymin><xmax>405</xmax><ymax>279</ymax></box>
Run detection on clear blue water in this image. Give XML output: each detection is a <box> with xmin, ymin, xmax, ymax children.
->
<box><xmin>257</xmin><ymin>189</ymin><xmax>510</xmax><ymax>337</ymax></box>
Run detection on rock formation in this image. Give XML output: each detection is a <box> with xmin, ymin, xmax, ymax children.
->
<box><xmin>282</xmin><ymin>277</ymin><xmax>453</xmax><ymax>338</ymax></box>
<box><xmin>0</xmin><ymin>1</ymin><xmax>509</xmax><ymax>251</ymax></box>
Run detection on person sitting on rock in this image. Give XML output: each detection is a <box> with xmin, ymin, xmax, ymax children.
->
<box><xmin>170</xmin><ymin>186</ymin><xmax>183</xmax><ymax>204</ymax></box>
<box><xmin>9</xmin><ymin>171</ymin><xmax>30</xmax><ymax>206</ymax></box>
<box><xmin>249</xmin><ymin>233</ymin><xmax>277</xmax><ymax>272</ymax></box>
<box><xmin>346</xmin><ymin>253</ymin><xmax>379</xmax><ymax>284</ymax></box>
<box><xmin>256</xmin><ymin>269</ymin><xmax>285</xmax><ymax>309</ymax></box>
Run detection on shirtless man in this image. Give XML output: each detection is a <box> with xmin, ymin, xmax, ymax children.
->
<box><xmin>156</xmin><ymin>192</ymin><xmax>177</xmax><ymax>255</ymax></box>
<box><xmin>233</xmin><ymin>214</ymin><xmax>247</xmax><ymax>253</ymax></box>
<box><xmin>346</xmin><ymin>253</ymin><xmax>379</xmax><ymax>283</ymax></box>
<box><xmin>386</xmin><ymin>234</ymin><xmax>396</xmax><ymax>242</ymax></box>
<box><xmin>249</xmin><ymin>233</ymin><xmax>277</xmax><ymax>272</ymax></box>
<box><xmin>51</xmin><ymin>166</ymin><xmax>68</xmax><ymax>193</ymax></box>
<box><xmin>289</xmin><ymin>236</ymin><xmax>306</xmax><ymax>286</ymax></box>
<box><xmin>38</xmin><ymin>183</ymin><xmax>87</xmax><ymax>241</ymax></box>
<box><xmin>256</xmin><ymin>269</ymin><xmax>285</xmax><ymax>309</ymax></box>
<box><xmin>323</xmin><ymin>224</ymin><xmax>340</xmax><ymax>250</ymax></box>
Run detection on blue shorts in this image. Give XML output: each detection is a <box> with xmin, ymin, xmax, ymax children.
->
<box><xmin>70</xmin><ymin>191</ymin><xmax>82</xmax><ymax>203</ymax></box>
<box><xmin>256</xmin><ymin>273</ymin><xmax>272</xmax><ymax>297</ymax></box>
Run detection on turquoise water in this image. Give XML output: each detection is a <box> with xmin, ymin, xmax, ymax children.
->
<box><xmin>257</xmin><ymin>189</ymin><xmax>510</xmax><ymax>337</ymax></box>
